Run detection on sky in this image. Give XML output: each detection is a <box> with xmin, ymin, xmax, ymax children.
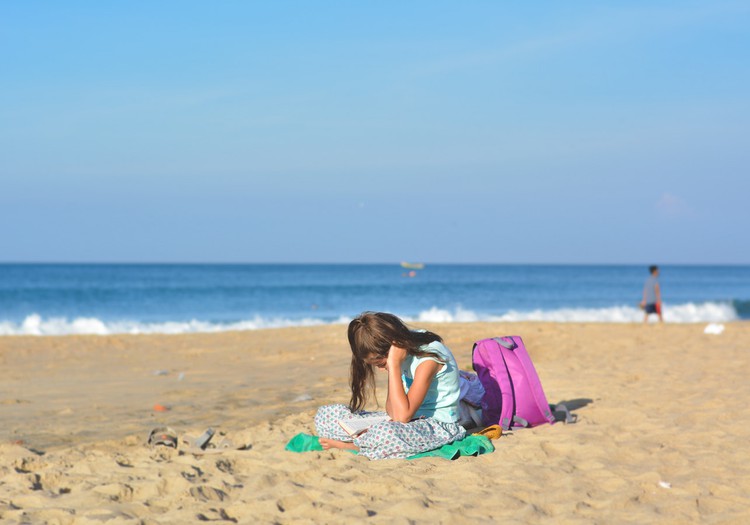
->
<box><xmin>1</xmin><ymin>1</ymin><xmax>749</xmax><ymax>264</ymax></box>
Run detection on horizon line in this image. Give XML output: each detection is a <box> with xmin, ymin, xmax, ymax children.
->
<box><xmin>1</xmin><ymin>261</ymin><xmax>748</xmax><ymax>267</ymax></box>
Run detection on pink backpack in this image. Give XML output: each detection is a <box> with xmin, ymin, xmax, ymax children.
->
<box><xmin>472</xmin><ymin>336</ymin><xmax>557</xmax><ymax>430</ymax></box>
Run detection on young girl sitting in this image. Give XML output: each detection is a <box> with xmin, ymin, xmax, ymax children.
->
<box><xmin>315</xmin><ymin>311</ymin><xmax>466</xmax><ymax>460</ymax></box>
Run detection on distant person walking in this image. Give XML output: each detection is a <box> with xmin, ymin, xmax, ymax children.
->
<box><xmin>640</xmin><ymin>265</ymin><xmax>663</xmax><ymax>323</ymax></box>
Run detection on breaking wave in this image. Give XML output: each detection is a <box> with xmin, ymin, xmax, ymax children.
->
<box><xmin>413</xmin><ymin>301</ymin><xmax>739</xmax><ymax>324</ymax></box>
<box><xmin>0</xmin><ymin>301</ymin><xmax>740</xmax><ymax>336</ymax></box>
<box><xmin>0</xmin><ymin>313</ymin><xmax>350</xmax><ymax>336</ymax></box>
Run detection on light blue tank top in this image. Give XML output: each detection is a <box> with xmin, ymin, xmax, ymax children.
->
<box><xmin>644</xmin><ymin>275</ymin><xmax>659</xmax><ymax>303</ymax></box>
<box><xmin>400</xmin><ymin>340</ymin><xmax>460</xmax><ymax>423</ymax></box>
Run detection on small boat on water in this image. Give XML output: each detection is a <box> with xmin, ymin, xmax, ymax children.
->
<box><xmin>400</xmin><ymin>262</ymin><xmax>425</xmax><ymax>270</ymax></box>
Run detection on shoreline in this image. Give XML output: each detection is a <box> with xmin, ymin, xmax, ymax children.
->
<box><xmin>2</xmin><ymin>322</ymin><xmax>750</xmax><ymax>523</ymax></box>
<box><xmin>0</xmin><ymin>315</ymin><xmax>744</xmax><ymax>339</ymax></box>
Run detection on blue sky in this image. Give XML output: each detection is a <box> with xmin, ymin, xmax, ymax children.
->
<box><xmin>1</xmin><ymin>1</ymin><xmax>748</xmax><ymax>263</ymax></box>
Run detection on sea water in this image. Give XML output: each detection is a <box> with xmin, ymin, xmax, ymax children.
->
<box><xmin>0</xmin><ymin>264</ymin><xmax>748</xmax><ymax>335</ymax></box>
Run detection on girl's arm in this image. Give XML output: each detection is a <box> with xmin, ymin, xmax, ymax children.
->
<box><xmin>386</xmin><ymin>345</ymin><xmax>441</xmax><ymax>423</ymax></box>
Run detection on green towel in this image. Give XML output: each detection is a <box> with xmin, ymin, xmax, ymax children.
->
<box><xmin>285</xmin><ymin>433</ymin><xmax>494</xmax><ymax>460</ymax></box>
<box><xmin>407</xmin><ymin>434</ymin><xmax>494</xmax><ymax>460</ymax></box>
<box><xmin>284</xmin><ymin>433</ymin><xmax>324</xmax><ymax>452</ymax></box>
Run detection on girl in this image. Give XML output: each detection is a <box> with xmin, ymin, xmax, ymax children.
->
<box><xmin>315</xmin><ymin>312</ymin><xmax>466</xmax><ymax>460</ymax></box>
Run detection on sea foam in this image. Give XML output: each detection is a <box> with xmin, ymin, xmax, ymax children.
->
<box><xmin>0</xmin><ymin>313</ymin><xmax>349</xmax><ymax>336</ymax></box>
<box><xmin>412</xmin><ymin>302</ymin><xmax>738</xmax><ymax>324</ymax></box>
<box><xmin>0</xmin><ymin>302</ymin><xmax>738</xmax><ymax>336</ymax></box>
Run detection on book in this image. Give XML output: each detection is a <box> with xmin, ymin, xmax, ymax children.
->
<box><xmin>338</xmin><ymin>415</ymin><xmax>391</xmax><ymax>438</ymax></box>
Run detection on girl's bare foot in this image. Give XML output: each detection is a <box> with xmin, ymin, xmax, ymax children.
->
<box><xmin>319</xmin><ymin>438</ymin><xmax>358</xmax><ymax>452</ymax></box>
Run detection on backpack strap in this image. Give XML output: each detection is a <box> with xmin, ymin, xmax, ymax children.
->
<box><xmin>497</xmin><ymin>340</ymin><xmax>529</xmax><ymax>429</ymax></box>
<box><xmin>491</xmin><ymin>338</ymin><xmax>516</xmax><ymax>431</ymax></box>
<box><xmin>494</xmin><ymin>336</ymin><xmax>517</xmax><ymax>350</ymax></box>
<box><xmin>551</xmin><ymin>403</ymin><xmax>578</xmax><ymax>424</ymax></box>
<box><xmin>505</xmin><ymin>336</ymin><xmax>556</xmax><ymax>425</ymax></box>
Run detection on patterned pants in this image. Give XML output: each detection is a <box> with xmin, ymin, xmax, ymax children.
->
<box><xmin>314</xmin><ymin>404</ymin><xmax>466</xmax><ymax>460</ymax></box>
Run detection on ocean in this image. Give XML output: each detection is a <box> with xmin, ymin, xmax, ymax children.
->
<box><xmin>1</xmin><ymin>264</ymin><xmax>748</xmax><ymax>335</ymax></box>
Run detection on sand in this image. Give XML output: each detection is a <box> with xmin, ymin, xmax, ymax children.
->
<box><xmin>1</xmin><ymin>322</ymin><xmax>750</xmax><ymax>524</ymax></box>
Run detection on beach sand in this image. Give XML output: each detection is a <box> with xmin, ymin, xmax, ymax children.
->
<box><xmin>2</xmin><ymin>322</ymin><xmax>749</xmax><ymax>524</ymax></box>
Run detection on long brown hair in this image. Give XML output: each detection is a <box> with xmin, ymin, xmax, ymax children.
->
<box><xmin>347</xmin><ymin>311</ymin><xmax>443</xmax><ymax>412</ymax></box>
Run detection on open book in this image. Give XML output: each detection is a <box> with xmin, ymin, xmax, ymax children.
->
<box><xmin>338</xmin><ymin>414</ymin><xmax>391</xmax><ymax>438</ymax></box>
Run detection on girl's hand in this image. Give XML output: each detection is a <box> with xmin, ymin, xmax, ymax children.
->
<box><xmin>386</xmin><ymin>344</ymin><xmax>408</xmax><ymax>370</ymax></box>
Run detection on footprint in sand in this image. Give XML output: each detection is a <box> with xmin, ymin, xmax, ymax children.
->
<box><xmin>189</xmin><ymin>485</ymin><xmax>229</xmax><ymax>502</ymax></box>
<box><xmin>92</xmin><ymin>483</ymin><xmax>134</xmax><ymax>503</ymax></box>
<box><xmin>114</xmin><ymin>454</ymin><xmax>133</xmax><ymax>468</ymax></box>
<box><xmin>196</xmin><ymin>507</ymin><xmax>237</xmax><ymax>522</ymax></box>
<box><xmin>215</xmin><ymin>458</ymin><xmax>234</xmax><ymax>474</ymax></box>
<box><xmin>181</xmin><ymin>465</ymin><xmax>204</xmax><ymax>482</ymax></box>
